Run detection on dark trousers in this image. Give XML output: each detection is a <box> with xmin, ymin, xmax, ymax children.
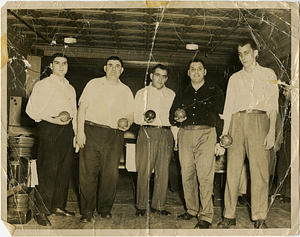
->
<box><xmin>35</xmin><ymin>121</ymin><xmax>74</xmax><ymax>214</ymax></box>
<box><xmin>136</xmin><ymin>127</ymin><xmax>173</xmax><ymax>210</ymax></box>
<box><xmin>79</xmin><ymin>124</ymin><xmax>124</xmax><ymax>215</ymax></box>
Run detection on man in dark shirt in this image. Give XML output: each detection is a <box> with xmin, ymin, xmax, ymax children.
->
<box><xmin>170</xmin><ymin>59</ymin><xmax>224</xmax><ymax>229</ymax></box>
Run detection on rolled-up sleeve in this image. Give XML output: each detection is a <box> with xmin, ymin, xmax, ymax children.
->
<box><xmin>26</xmin><ymin>80</ymin><xmax>54</xmax><ymax>122</ymax></box>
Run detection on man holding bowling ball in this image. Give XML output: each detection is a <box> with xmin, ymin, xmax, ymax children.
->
<box><xmin>76</xmin><ymin>56</ymin><xmax>134</xmax><ymax>222</ymax></box>
<box><xmin>217</xmin><ymin>39</ymin><xmax>279</xmax><ymax>229</ymax></box>
<box><xmin>169</xmin><ymin>58</ymin><xmax>225</xmax><ymax>229</ymax></box>
<box><xmin>134</xmin><ymin>64</ymin><xmax>175</xmax><ymax>217</ymax></box>
<box><xmin>26</xmin><ymin>53</ymin><xmax>77</xmax><ymax>226</ymax></box>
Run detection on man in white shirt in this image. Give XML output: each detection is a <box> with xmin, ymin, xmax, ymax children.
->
<box><xmin>76</xmin><ymin>56</ymin><xmax>134</xmax><ymax>222</ymax></box>
<box><xmin>217</xmin><ymin>39</ymin><xmax>279</xmax><ymax>229</ymax></box>
<box><xmin>26</xmin><ymin>53</ymin><xmax>77</xmax><ymax>226</ymax></box>
<box><xmin>134</xmin><ymin>64</ymin><xmax>175</xmax><ymax>217</ymax></box>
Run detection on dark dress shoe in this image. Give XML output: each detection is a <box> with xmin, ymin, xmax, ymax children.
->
<box><xmin>35</xmin><ymin>213</ymin><xmax>51</xmax><ymax>226</ymax></box>
<box><xmin>99</xmin><ymin>212</ymin><xmax>112</xmax><ymax>219</ymax></box>
<box><xmin>51</xmin><ymin>208</ymin><xmax>75</xmax><ymax>217</ymax></box>
<box><xmin>254</xmin><ymin>219</ymin><xmax>268</xmax><ymax>228</ymax></box>
<box><xmin>178</xmin><ymin>212</ymin><xmax>196</xmax><ymax>220</ymax></box>
<box><xmin>80</xmin><ymin>213</ymin><xmax>93</xmax><ymax>223</ymax></box>
<box><xmin>136</xmin><ymin>209</ymin><xmax>146</xmax><ymax>217</ymax></box>
<box><xmin>217</xmin><ymin>217</ymin><xmax>236</xmax><ymax>228</ymax></box>
<box><xmin>151</xmin><ymin>208</ymin><xmax>171</xmax><ymax>216</ymax></box>
<box><xmin>195</xmin><ymin>220</ymin><xmax>211</xmax><ymax>229</ymax></box>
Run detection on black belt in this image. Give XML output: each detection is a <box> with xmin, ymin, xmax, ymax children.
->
<box><xmin>142</xmin><ymin>125</ymin><xmax>171</xmax><ymax>130</ymax></box>
<box><xmin>85</xmin><ymin>121</ymin><xmax>112</xmax><ymax>129</ymax></box>
<box><xmin>182</xmin><ymin>125</ymin><xmax>212</xmax><ymax>130</ymax></box>
<box><xmin>238</xmin><ymin>109</ymin><xmax>266</xmax><ymax>114</ymax></box>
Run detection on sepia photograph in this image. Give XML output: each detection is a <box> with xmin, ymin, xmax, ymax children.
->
<box><xmin>1</xmin><ymin>1</ymin><xmax>299</xmax><ymax>236</ymax></box>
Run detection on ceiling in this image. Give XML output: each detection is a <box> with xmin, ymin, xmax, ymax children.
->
<box><xmin>6</xmin><ymin>7</ymin><xmax>291</xmax><ymax>69</ymax></box>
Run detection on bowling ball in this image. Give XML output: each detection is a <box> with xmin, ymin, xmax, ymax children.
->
<box><xmin>117</xmin><ymin>118</ymin><xmax>128</xmax><ymax>129</ymax></box>
<box><xmin>175</xmin><ymin>108</ymin><xmax>186</xmax><ymax>119</ymax></box>
<box><xmin>220</xmin><ymin>134</ymin><xmax>233</xmax><ymax>148</ymax></box>
<box><xmin>58</xmin><ymin>111</ymin><xmax>71</xmax><ymax>122</ymax></box>
<box><xmin>145</xmin><ymin>110</ymin><xmax>156</xmax><ymax>120</ymax></box>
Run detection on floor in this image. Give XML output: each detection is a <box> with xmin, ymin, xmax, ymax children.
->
<box><xmin>9</xmin><ymin>166</ymin><xmax>292</xmax><ymax>236</ymax></box>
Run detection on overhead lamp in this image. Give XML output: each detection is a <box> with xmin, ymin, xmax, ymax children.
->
<box><xmin>64</xmin><ymin>37</ymin><xmax>77</xmax><ymax>44</ymax></box>
<box><xmin>186</xmin><ymin>43</ymin><xmax>198</xmax><ymax>50</ymax></box>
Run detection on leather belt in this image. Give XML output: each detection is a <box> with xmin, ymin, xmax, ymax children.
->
<box><xmin>85</xmin><ymin>121</ymin><xmax>111</xmax><ymax>129</ymax></box>
<box><xmin>142</xmin><ymin>125</ymin><xmax>171</xmax><ymax>130</ymax></box>
<box><xmin>238</xmin><ymin>109</ymin><xmax>266</xmax><ymax>114</ymax></box>
<box><xmin>182</xmin><ymin>125</ymin><xmax>212</xmax><ymax>130</ymax></box>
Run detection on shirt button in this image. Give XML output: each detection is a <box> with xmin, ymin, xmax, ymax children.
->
<box><xmin>192</xmin><ymin>114</ymin><xmax>195</xmax><ymax>116</ymax></box>
<box><xmin>193</xmin><ymin>122</ymin><xmax>195</xmax><ymax>124</ymax></box>
<box><xmin>193</xmin><ymin>107</ymin><xmax>195</xmax><ymax>109</ymax></box>
<box><xmin>194</xmin><ymin>99</ymin><xmax>196</xmax><ymax>101</ymax></box>
<box><xmin>195</xmin><ymin>91</ymin><xmax>197</xmax><ymax>94</ymax></box>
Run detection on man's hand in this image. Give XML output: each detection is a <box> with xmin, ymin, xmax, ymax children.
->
<box><xmin>215</xmin><ymin>143</ymin><xmax>226</xmax><ymax>156</ymax></box>
<box><xmin>174</xmin><ymin>116</ymin><xmax>187</xmax><ymax>123</ymax></box>
<box><xmin>53</xmin><ymin>116</ymin><xmax>72</xmax><ymax>125</ymax></box>
<box><xmin>76</xmin><ymin>132</ymin><xmax>86</xmax><ymax>149</ymax></box>
<box><xmin>263</xmin><ymin>131</ymin><xmax>275</xmax><ymax>150</ymax></box>
<box><xmin>144</xmin><ymin>114</ymin><xmax>155</xmax><ymax>123</ymax></box>
<box><xmin>118</xmin><ymin>124</ymin><xmax>130</xmax><ymax>132</ymax></box>
<box><xmin>73</xmin><ymin>135</ymin><xmax>80</xmax><ymax>153</ymax></box>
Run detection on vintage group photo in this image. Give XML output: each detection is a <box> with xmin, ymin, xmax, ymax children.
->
<box><xmin>1</xmin><ymin>1</ymin><xmax>299</xmax><ymax>236</ymax></box>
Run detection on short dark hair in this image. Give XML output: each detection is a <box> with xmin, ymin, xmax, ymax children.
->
<box><xmin>50</xmin><ymin>53</ymin><xmax>68</xmax><ymax>64</ymax></box>
<box><xmin>188</xmin><ymin>58</ymin><xmax>206</xmax><ymax>70</ymax></box>
<box><xmin>238</xmin><ymin>38</ymin><xmax>258</xmax><ymax>51</ymax></box>
<box><xmin>151</xmin><ymin>64</ymin><xmax>168</xmax><ymax>75</ymax></box>
<box><xmin>106</xmin><ymin>56</ymin><xmax>123</xmax><ymax>67</ymax></box>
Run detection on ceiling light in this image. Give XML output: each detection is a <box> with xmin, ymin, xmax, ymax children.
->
<box><xmin>186</xmin><ymin>43</ymin><xmax>198</xmax><ymax>50</ymax></box>
<box><xmin>64</xmin><ymin>37</ymin><xmax>77</xmax><ymax>44</ymax></box>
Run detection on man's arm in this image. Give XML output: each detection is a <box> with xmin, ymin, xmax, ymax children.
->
<box><xmin>76</xmin><ymin>100</ymin><xmax>89</xmax><ymax>148</ymax></box>
<box><xmin>264</xmin><ymin>110</ymin><xmax>277</xmax><ymax>150</ymax></box>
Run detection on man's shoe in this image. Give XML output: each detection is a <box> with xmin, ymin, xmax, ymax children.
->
<box><xmin>136</xmin><ymin>209</ymin><xmax>146</xmax><ymax>216</ymax></box>
<box><xmin>80</xmin><ymin>213</ymin><xmax>93</xmax><ymax>223</ymax></box>
<box><xmin>151</xmin><ymin>208</ymin><xmax>171</xmax><ymax>216</ymax></box>
<box><xmin>217</xmin><ymin>217</ymin><xmax>236</xmax><ymax>228</ymax></box>
<box><xmin>194</xmin><ymin>220</ymin><xmax>211</xmax><ymax>229</ymax></box>
<box><xmin>35</xmin><ymin>213</ymin><xmax>52</xmax><ymax>226</ymax></box>
<box><xmin>254</xmin><ymin>219</ymin><xmax>268</xmax><ymax>228</ymax></box>
<box><xmin>178</xmin><ymin>212</ymin><xmax>196</xmax><ymax>220</ymax></box>
<box><xmin>51</xmin><ymin>208</ymin><xmax>75</xmax><ymax>217</ymax></box>
<box><xmin>99</xmin><ymin>212</ymin><xmax>112</xmax><ymax>219</ymax></box>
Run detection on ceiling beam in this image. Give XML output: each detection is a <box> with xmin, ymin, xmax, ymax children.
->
<box><xmin>8</xmin><ymin>9</ymin><xmax>51</xmax><ymax>45</ymax></box>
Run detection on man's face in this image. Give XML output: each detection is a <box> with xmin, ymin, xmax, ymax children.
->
<box><xmin>104</xmin><ymin>60</ymin><xmax>124</xmax><ymax>79</ymax></box>
<box><xmin>50</xmin><ymin>57</ymin><xmax>68</xmax><ymax>77</ymax></box>
<box><xmin>188</xmin><ymin>62</ymin><xmax>206</xmax><ymax>85</ymax></box>
<box><xmin>150</xmin><ymin>68</ymin><xmax>168</xmax><ymax>90</ymax></box>
<box><xmin>238</xmin><ymin>44</ymin><xmax>258</xmax><ymax>69</ymax></box>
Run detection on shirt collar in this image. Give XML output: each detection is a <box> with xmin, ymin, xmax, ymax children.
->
<box><xmin>241</xmin><ymin>63</ymin><xmax>261</xmax><ymax>75</ymax></box>
<box><xmin>50</xmin><ymin>74</ymin><xmax>68</xmax><ymax>84</ymax></box>
<box><xmin>149</xmin><ymin>82</ymin><xmax>165</xmax><ymax>91</ymax></box>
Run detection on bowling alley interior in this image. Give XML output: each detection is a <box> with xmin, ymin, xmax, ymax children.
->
<box><xmin>3</xmin><ymin>3</ymin><xmax>298</xmax><ymax>235</ymax></box>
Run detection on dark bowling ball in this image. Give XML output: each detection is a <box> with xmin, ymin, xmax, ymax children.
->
<box><xmin>145</xmin><ymin>110</ymin><xmax>156</xmax><ymax>120</ymax></box>
<box><xmin>175</xmin><ymin>108</ymin><xmax>186</xmax><ymax>119</ymax></box>
<box><xmin>58</xmin><ymin>111</ymin><xmax>71</xmax><ymax>122</ymax></box>
<box><xmin>220</xmin><ymin>134</ymin><xmax>233</xmax><ymax>148</ymax></box>
<box><xmin>117</xmin><ymin>118</ymin><xmax>128</xmax><ymax>129</ymax></box>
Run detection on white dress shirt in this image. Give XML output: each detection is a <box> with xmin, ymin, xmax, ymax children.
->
<box><xmin>134</xmin><ymin>83</ymin><xmax>175</xmax><ymax>126</ymax></box>
<box><xmin>221</xmin><ymin>64</ymin><xmax>279</xmax><ymax>122</ymax></box>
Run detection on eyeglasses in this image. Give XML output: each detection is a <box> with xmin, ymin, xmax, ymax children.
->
<box><xmin>154</xmin><ymin>73</ymin><xmax>168</xmax><ymax>79</ymax></box>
